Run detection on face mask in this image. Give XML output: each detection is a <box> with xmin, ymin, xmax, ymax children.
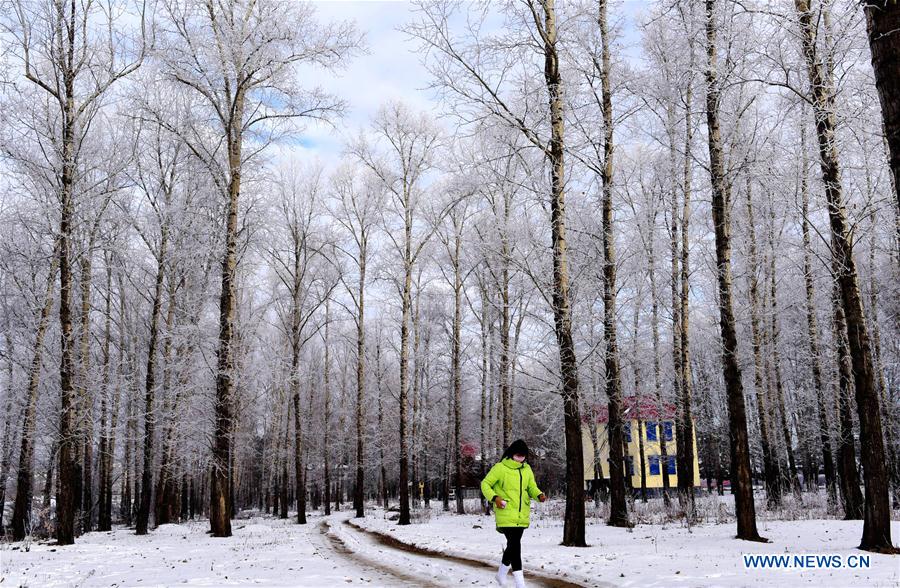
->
<box><xmin>513</xmin><ymin>454</ymin><xmax>526</xmax><ymax>463</ymax></box>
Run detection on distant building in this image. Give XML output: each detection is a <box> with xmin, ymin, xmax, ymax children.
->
<box><xmin>582</xmin><ymin>397</ymin><xmax>701</xmax><ymax>491</ymax></box>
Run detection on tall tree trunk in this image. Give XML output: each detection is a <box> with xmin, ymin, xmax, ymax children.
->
<box><xmin>744</xmin><ymin>180</ymin><xmax>781</xmax><ymax>507</ymax></box>
<box><xmin>398</xmin><ymin>196</ymin><xmax>414</xmax><ymax>525</ymax></box>
<box><xmin>767</xmin><ymin>204</ymin><xmax>799</xmax><ymax>495</ymax></box>
<box><xmin>78</xmin><ymin>250</ymin><xmax>95</xmax><ymax>534</ymax></box>
<box><xmin>323</xmin><ymin>298</ymin><xmax>332</xmax><ymax>517</ymax></box>
<box><xmin>11</xmin><ymin>252</ymin><xmax>59</xmax><ymax>540</ymax></box>
<box><xmin>631</xmin><ymin>309</ymin><xmax>647</xmax><ymax>503</ymax></box>
<box><xmin>376</xmin><ymin>339</ymin><xmax>388</xmax><ymax>511</ymax></box>
<box><xmin>800</xmin><ymin>116</ymin><xmax>837</xmax><ymax>504</ymax></box>
<box><xmin>499</xmin><ymin>248</ymin><xmax>512</xmax><ymax>448</ymax></box>
<box><xmin>647</xmin><ymin>208</ymin><xmax>669</xmax><ymax>508</ymax></box>
<box><xmin>796</xmin><ymin>0</ymin><xmax>894</xmax><ymax>552</ymax></box>
<box><xmin>410</xmin><ymin>280</ymin><xmax>422</xmax><ymax>509</ymax></box>
<box><xmin>704</xmin><ymin>0</ymin><xmax>764</xmax><ymax>542</ymax></box>
<box><xmin>136</xmin><ymin>225</ymin><xmax>168</xmax><ymax>535</ymax></box>
<box><xmin>120</xmin><ymin>275</ymin><xmax>135</xmax><ymax>527</ymax></box>
<box><xmin>56</xmin><ymin>82</ymin><xmax>79</xmax><ymax>546</ymax></box>
<box><xmin>0</xmin><ymin>332</ymin><xmax>17</xmax><ymax>536</ymax></box>
<box><xmin>337</xmin><ymin>360</ymin><xmax>348</xmax><ymax>512</ymax></box>
<box><xmin>210</xmin><ymin>89</ymin><xmax>246</xmax><ymax>538</ymax></box>
<box><xmin>666</xmin><ymin>112</ymin><xmax>680</xmax><ymax>510</ymax></box>
<box><xmin>868</xmin><ymin>219</ymin><xmax>900</xmax><ymax>507</ymax></box>
<box><xmin>420</xmin><ymin>334</ymin><xmax>431</xmax><ymax>509</ymax></box>
<box><xmin>279</xmin><ymin>405</ymin><xmax>290</xmax><ymax>519</ymax></box>
<box><xmin>354</xmin><ymin>236</ymin><xmax>367</xmax><ymax>519</ymax></box>
<box><xmin>542</xmin><ymin>0</ymin><xmax>586</xmax><ymax>546</ymax></box>
<box><xmin>832</xmin><ymin>281</ymin><xmax>864</xmax><ymax>520</ymax></box>
<box><xmin>155</xmin><ymin>282</ymin><xmax>181</xmax><ymax>525</ymax></box>
<box><xmin>597</xmin><ymin>0</ymin><xmax>629</xmax><ymax>530</ymax></box>
<box><xmin>479</xmin><ymin>280</ymin><xmax>489</xmax><ymax>511</ymax></box>
<box><xmin>451</xmin><ymin>224</ymin><xmax>465</xmax><ymax>515</ymax></box>
<box><xmin>97</xmin><ymin>261</ymin><xmax>116</xmax><ymax>531</ymax></box>
<box><xmin>677</xmin><ymin>63</ymin><xmax>696</xmax><ymax>512</ymax></box>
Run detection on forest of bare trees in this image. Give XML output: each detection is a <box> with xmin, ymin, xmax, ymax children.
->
<box><xmin>0</xmin><ymin>0</ymin><xmax>896</xmax><ymax>559</ymax></box>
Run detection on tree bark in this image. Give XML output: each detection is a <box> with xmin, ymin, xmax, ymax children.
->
<box><xmin>863</xmin><ymin>1</ymin><xmax>900</xmax><ymax>224</ymax></box>
<box><xmin>323</xmin><ymin>298</ymin><xmax>332</xmax><ymax>517</ymax></box>
<box><xmin>155</xmin><ymin>281</ymin><xmax>182</xmax><ymax>526</ymax></box>
<box><xmin>597</xmin><ymin>0</ymin><xmax>629</xmax><ymax>529</ymax></box>
<box><xmin>55</xmin><ymin>69</ymin><xmax>79</xmax><ymax>546</ymax></box>
<box><xmin>800</xmin><ymin>116</ymin><xmax>837</xmax><ymax>504</ymax></box>
<box><xmin>136</xmin><ymin>222</ymin><xmax>168</xmax><ymax>535</ymax></box>
<box><xmin>767</xmin><ymin>203</ymin><xmax>799</xmax><ymax>495</ymax></box>
<box><xmin>354</xmin><ymin>235</ymin><xmax>367</xmax><ymax>518</ymax></box>
<box><xmin>77</xmin><ymin>251</ymin><xmax>95</xmax><ymax>533</ymax></box>
<box><xmin>665</xmin><ymin>109</ymin><xmax>679</xmax><ymax>510</ymax></box>
<box><xmin>704</xmin><ymin>0</ymin><xmax>764</xmax><ymax>542</ymax></box>
<box><xmin>677</xmin><ymin>64</ymin><xmax>696</xmax><ymax>512</ymax></box>
<box><xmin>542</xmin><ymin>0</ymin><xmax>586</xmax><ymax>546</ymax></box>
<box><xmin>0</xmin><ymin>332</ymin><xmax>17</xmax><ymax>536</ymax></box>
<box><xmin>796</xmin><ymin>0</ymin><xmax>894</xmax><ymax>552</ymax></box>
<box><xmin>832</xmin><ymin>280</ymin><xmax>864</xmax><ymax>520</ymax></box>
<box><xmin>97</xmin><ymin>260</ymin><xmax>118</xmax><ymax>531</ymax></box>
<box><xmin>210</xmin><ymin>89</ymin><xmax>245</xmax><ymax>538</ymax></box>
<box><xmin>376</xmin><ymin>339</ymin><xmax>388</xmax><ymax>511</ymax></box>
<box><xmin>744</xmin><ymin>181</ymin><xmax>782</xmax><ymax>507</ymax></box>
<box><xmin>451</xmin><ymin>219</ymin><xmax>465</xmax><ymax>515</ymax></box>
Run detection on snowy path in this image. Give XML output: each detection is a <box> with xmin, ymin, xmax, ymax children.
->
<box><xmin>335</xmin><ymin>515</ymin><xmax>588</xmax><ymax>587</ymax></box>
<box><xmin>0</xmin><ymin>512</ymin><xmax>583</xmax><ymax>587</ymax></box>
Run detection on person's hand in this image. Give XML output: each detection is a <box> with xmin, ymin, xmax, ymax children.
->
<box><xmin>494</xmin><ymin>496</ymin><xmax>507</xmax><ymax>509</ymax></box>
<box><xmin>538</xmin><ymin>493</ymin><xmax>547</xmax><ymax>503</ymax></box>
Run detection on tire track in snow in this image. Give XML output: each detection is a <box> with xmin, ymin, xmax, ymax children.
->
<box><xmin>310</xmin><ymin>519</ymin><xmax>423</xmax><ymax>586</ymax></box>
<box><xmin>341</xmin><ymin>517</ymin><xmax>598</xmax><ymax>588</ymax></box>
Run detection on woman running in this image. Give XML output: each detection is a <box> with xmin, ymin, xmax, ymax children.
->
<box><xmin>480</xmin><ymin>439</ymin><xmax>547</xmax><ymax>587</ymax></box>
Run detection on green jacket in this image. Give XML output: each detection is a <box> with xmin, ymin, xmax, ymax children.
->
<box><xmin>480</xmin><ymin>458</ymin><xmax>543</xmax><ymax>528</ymax></box>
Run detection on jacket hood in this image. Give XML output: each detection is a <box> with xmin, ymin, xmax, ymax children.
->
<box><xmin>500</xmin><ymin>457</ymin><xmax>526</xmax><ymax>469</ymax></box>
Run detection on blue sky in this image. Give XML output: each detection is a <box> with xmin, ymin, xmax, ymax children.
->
<box><xmin>287</xmin><ymin>1</ymin><xmax>434</xmax><ymax>166</ymax></box>
<box><xmin>294</xmin><ymin>0</ymin><xmax>645</xmax><ymax>167</ymax></box>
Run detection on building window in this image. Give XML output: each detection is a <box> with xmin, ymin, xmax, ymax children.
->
<box><xmin>623</xmin><ymin>421</ymin><xmax>632</xmax><ymax>443</ymax></box>
<box><xmin>649</xmin><ymin>455</ymin><xmax>660</xmax><ymax>476</ymax></box>
<box><xmin>663</xmin><ymin>421</ymin><xmax>674</xmax><ymax>442</ymax></box>
<box><xmin>646</xmin><ymin>421</ymin><xmax>658</xmax><ymax>442</ymax></box>
<box><xmin>625</xmin><ymin>455</ymin><xmax>634</xmax><ymax>476</ymax></box>
<box><xmin>666</xmin><ymin>456</ymin><xmax>677</xmax><ymax>475</ymax></box>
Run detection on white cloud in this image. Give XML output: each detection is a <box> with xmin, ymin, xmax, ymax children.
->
<box><xmin>288</xmin><ymin>1</ymin><xmax>439</xmax><ymax>169</ymax></box>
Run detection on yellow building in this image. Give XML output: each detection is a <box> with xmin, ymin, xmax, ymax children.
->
<box><xmin>582</xmin><ymin>397</ymin><xmax>701</xmax><ymax>490</ymax></box>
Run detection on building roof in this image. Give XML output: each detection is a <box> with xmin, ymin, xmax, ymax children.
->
<box><xmin>585</xmin><ymin>396</ymin><xmax>677</xmax><ymax>424</ymax></box>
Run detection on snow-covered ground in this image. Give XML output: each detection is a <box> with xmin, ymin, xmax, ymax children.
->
<box><xmin>1</xmin><ymin>505</ymin><xmax>898</xmax><ymax>587</ymax></box>
<box><xmin>356</xmin><ymin>505</ymin><xmax>900</xmax><ymax>588</ymax></box>
<box><xmin>0</xmin><ymin>513</ymin><xmax>420</xmax><ymax>587</ymax></box>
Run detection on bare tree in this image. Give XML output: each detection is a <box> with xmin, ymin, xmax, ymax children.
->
<box><xmin>4</xmin><ymin>0</ymin><xmax>146</xmax><ymax>544</ymax></box>
<box><xmin>156</xmin><ymin>0</ymin><xmax>359</xmax><ymax>537</ymax></box>
<box><xmin>351</xmin><ymin>101</ymin><xmax>441</xmax><ymax>526</ymax></box>
<box><xmin>795</xmin><ymin>0</ymin><xmax>895</xmax><ymax>553</ymax></box>
<box><xmin>331</xmin><ymin>164</ymin><xmax>382</xmax><ymax>519</ymax></box>
<box><xmin>409</xmin><ymin>0</ymin><xmax>587</xmax><ymax>546</ymax></box>
<box><xmin>703</xmin><ymin>0</ymin><xmax>764</xmax><ymax>543</ymax></box>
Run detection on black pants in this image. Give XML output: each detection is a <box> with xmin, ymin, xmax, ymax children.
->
<box><xmin>500</xmin><ymin>527</ymin><xmax>525</xmax><ymax>571</ymax></box>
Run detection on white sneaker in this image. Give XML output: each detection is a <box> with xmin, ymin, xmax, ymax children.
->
<box><xmin>512</xmin><ymin>570</ymin><xmax>526</xmax><ymax>588</ymax></box>
<box><xmin>495</xmin><ymin>563</ymin><xmax>511</xmax><ymax>585</ymax></box>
